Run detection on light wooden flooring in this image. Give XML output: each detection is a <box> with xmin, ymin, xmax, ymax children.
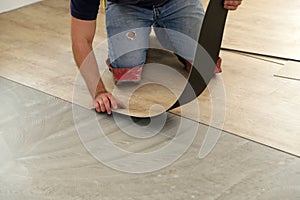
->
<box><xmin>220</xmin><ymin>0</ymin><xmax>300</xmax><ymax>61</ymax></box>
<box><xmin>274</xmin><ymin>61</ymin><xmax>300</xmax><ymax>81</ymax></box>
<box><xmin>0</xmin><ymin>0</ymin><xmax>300</xmax><ymax>156</ymax></box>
<box><xmin>171</xmin><ymin>51</ymin><xmax>300</xmax><ymax>156</ymax></box>
<box><xmin>201</xmin><ymin>0</ymin><xmax>300</xmax><ymax>60</ymax></box>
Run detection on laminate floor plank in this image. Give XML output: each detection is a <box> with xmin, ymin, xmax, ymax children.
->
<box><xmin>0</xmin><ymin>77</ymin><xmax>299</xmax><ymax>200</ymax></box>
<box><xmin>171</xmin><ymin>51</ymin><xmax>300</xmax><ymax>156</ymax></box>
<box><xmin>220</xmin><ymin>0</ymin><xmax>300</xmax><ymax>60</ymax></box>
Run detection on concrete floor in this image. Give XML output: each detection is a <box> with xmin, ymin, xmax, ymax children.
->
<box><xmin>0</xmin><ymin>77</ymin><xmax>299</xmax><ymax>200</ymax></box>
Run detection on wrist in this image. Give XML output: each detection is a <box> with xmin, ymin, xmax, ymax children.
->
<box><xmin>94</xmin><ymin>79</ymin><xmax>107</xmax><ymax>98</ymax></box>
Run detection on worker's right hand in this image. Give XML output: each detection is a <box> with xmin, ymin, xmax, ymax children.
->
<box><xmin>94</xmin><ymin>92</ymin><xmax>119</xmax><ymax>115</ymax></box>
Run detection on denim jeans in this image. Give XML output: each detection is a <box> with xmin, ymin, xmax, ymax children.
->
<box><xmin>105</xmin><ymin>0</ymin><xmax>205</xmax><ymax>68</ymax></box>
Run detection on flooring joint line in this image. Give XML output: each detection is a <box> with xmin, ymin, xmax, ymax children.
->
<box><xmin>221</xmin><ymin>48</ymin><xmax>299</xmax><ymax>63</ymax></box>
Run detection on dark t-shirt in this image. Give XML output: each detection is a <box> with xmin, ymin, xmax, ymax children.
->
<box><xmin>71</xmin><ymin>0</ymin><xmax>169</xmax><ymax>20</ymax></box>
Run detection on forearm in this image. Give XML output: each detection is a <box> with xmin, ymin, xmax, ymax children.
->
<box><xmin>72</xmin><ymin>42</ymin><xmax>104</xmax><ymax>98</ymax></box>
<box><xmin>71</xmin><ymin>17</ymin><xmax>106</xmax><ymax>98</ymax></box>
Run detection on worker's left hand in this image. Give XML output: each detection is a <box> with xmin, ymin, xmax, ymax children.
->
<box><xmin>224</xmin><ymin>0</ymin><xmax>243</xmax><ymax>10</ymax></box>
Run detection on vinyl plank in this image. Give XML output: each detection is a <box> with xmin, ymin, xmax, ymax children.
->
<box><xmin>171</xmin><ymin>51</ymin><xmax>300</xmax><ymax>156</ymax></box>
<box><xmin>220</xmin><ymin>0</ymin><xmax>300</xmax><ymax>60</ymax></box>
<box><xmin>0</xmin><ymin>77</ymin><xmax>299</xmax><ymax>199</ymax></box>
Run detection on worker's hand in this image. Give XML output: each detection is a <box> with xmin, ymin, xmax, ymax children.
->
<box><xmin>224</xmin><ymin>0</ymin><xmax>243</xmax><ymax>10</ymax></box>
<box><xmin>94</xmin><ymin>92</ymin><xmax>120</xmax><ymax>115</ymax></box>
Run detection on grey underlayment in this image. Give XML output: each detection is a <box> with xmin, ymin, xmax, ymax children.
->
<box><xmin>0</xmin><ymin>77</ymin><xmax>299</xmax><ymax>200</ymax></box>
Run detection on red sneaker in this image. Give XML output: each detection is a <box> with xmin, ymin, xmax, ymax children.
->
<box><xmin>106</xmin><ymin>59</ymin><xmax>143</xmax><ymax>84</ymax></box>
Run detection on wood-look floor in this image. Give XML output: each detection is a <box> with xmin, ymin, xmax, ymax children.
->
<box><xmin>274</xmin><ymin>61</ymin><xmax>300</xmax><ymax>81</ymax></box>
<box><xmin>220</xmin><ymin>0</ymin><xmax>300</xmax><ymax>61</ymax></box>
<box><xmin>0</xmin><ymin>0</ymin><xmax>300</xmax><ymax>156</ymax></box>
<box><xmin>202</xmin><ymin>0</ymin><xmax>300</xmax><ymax>60</ymax></box>
<box><xmin>171</xmin><ymin>51</ymin><xmax>300</xmax><ymax>156</ymax></box>
<box><xmin>1</xmin><ymin>77</ymin><xmax>300</xmax><ymax>200</ymax></box>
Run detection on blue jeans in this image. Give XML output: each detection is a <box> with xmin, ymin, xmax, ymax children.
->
<box><xmin>106</xmin><ymin>0</ymin><xmax>205</xmax><ymax>68</ymax></box>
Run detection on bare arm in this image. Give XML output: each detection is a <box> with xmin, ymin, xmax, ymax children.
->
<box><xmin>71</xmin><ymin>17</ymin><xmax>118</xmax><ymax>114</ymax></box>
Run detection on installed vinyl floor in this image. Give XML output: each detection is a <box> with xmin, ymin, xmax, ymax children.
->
<box><xmin>1</xmin><ymin>77</ymin><xmax>300</xmax><ymax>199</ymax></box>
<box><xmin>274</xmin><ymin>61</ymin><xmax>300</xmax><ymax>81</ymax></box>
<box><xmin>219</xmin><ymin>0</ymin><xmax>300</xmax><ymax>61</ymax></box>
